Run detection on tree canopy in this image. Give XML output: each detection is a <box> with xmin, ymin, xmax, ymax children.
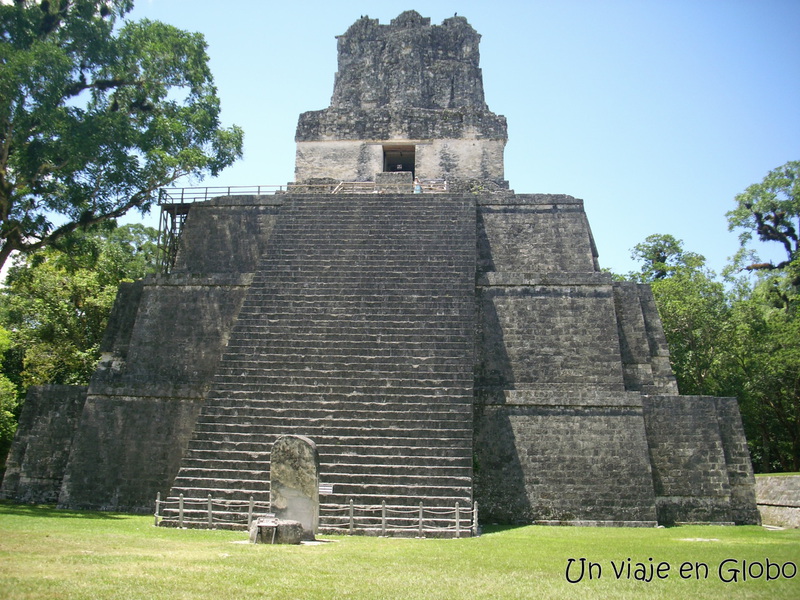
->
<box><xmin>1</xmin><ymin>222</ymin><xmax>158</xmax><ymax>388</ymax></box>
<box><xmin>727</xmin><ymin>160</ymin><xmax>800</xmax><ymax>289</ymax></box>
<box><xmin>628</xmin><ymin>233</ymin><xmax>707</xmax><ymax>282</ymax></box>
<box><xmin>0</xmin><ymin>221</ymin><xmax>159</xmax><ymax>473</ymax></box>
<box><xmin>0</xmin><ymin>0</ymin><xmax>243</xmax><ymax>269</ymax></box>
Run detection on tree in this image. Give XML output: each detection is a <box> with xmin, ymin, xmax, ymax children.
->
<box><xmin>1</xmin><ymin>222</ymin><xmax>158</xmax><ymax>387</ymax></box>
<box><xmin>625</xmin><ymin>231</ymin><xmax>800</xmax><ymax>472</ymax></box>
<box><xmin>727</xmin><ymin>160</ymin><xmax>800</xmax><ymax>290</ymax></box>
<box><xmin>0</xmin><ymin>0</ymin><xmax>243</xmax><ymax>269</ymax></box>
<box><xmin>725</xmin><ymin>162</ymin><xmax>800</xmax><ymax>470</ymax></box>
<box><xmin>0</xmin><ymin>325</ymin><xmax>18</xmax><ymax>478</ymax></box>
<box><xmin>727</xmin><ymin>285</ymin><xmax>800</xmax><ymax>472</ymax></box>
<box><xmin>629</xmin><ymin>233</ymin><xmax>706</xmax><ymax>282</ymax></box>
<box><xmin>626</xmin><ymin>234</ymin><xmax>732</xmax><ymax>396</ymax></box>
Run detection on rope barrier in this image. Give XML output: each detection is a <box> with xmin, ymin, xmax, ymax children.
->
<box><xmin>155</xmin><ymin>494</ymin><xmax>475</xmax><ymax>537</ymax></box>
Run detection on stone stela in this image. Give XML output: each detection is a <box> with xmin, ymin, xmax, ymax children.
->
<box><xmin>270</xmin><ymin>435</ymin><xmax>319</xmax><ymax>539</ymax></box>
<box><xmin>0</xmin><ymin>11</ymin><xmax>760</xmax><ymax>535</ymax></box>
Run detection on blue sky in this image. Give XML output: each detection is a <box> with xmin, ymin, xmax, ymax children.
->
<box><xmin>126</xmin><ymin>0</ymin><xmax>800</xmax><ymax>276</ymax></box>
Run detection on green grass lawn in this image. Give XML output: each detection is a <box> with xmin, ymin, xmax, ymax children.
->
<box><xmin>1</xmin><ymin>502</ymin><xmax>798</xmax><ymax>600</ymax></box>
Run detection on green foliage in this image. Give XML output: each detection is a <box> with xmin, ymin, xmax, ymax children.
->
<box><xmin>623</xmin><ymin>226</ymin><xmax>800</xmax><ymax>471</ymax></box>
<box><xmin>650</xmin><ymin>270</ymin><xmax>732</xmax><ymax>397</ymax></box>
<box><xmin>727</xmin><ymin>160</ymin><xmax>800</xmax><ymax>289</ymax></box>
<box><xmin>629</xmin><ymin>233</ymin><xmax>707</xmax><ymax>282</ymax></box>
<box><xmin>626</xmin><ymin>235</ymin><xmax>731</xmax><ymax>395</ymax></box>
<box><xmin>0</xmin><ymin>0</ymin><xmax>243</xmax><ymax>269</ymax></box>
<box><xmin>0</xmin><ymin>326</ymin><xmax>19</xmax><ymax>468</ymax></box>
<box><xmin>726</xmin><ymin>288</ymin><xmax>800</xmax><ymax>472</ymax></box>
<box><xmin>1</xmin><ymin>223</ymin><xmax>158</xmax><ymax>388</ymax></box>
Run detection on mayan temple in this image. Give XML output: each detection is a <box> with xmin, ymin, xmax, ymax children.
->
<box><xmin>1</xmin><ymin>11</ymin><xmax>760</xmax><ymax>535</ymax></box>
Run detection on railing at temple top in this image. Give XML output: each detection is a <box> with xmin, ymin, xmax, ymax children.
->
<box><xmin>157</xmin><ymin>180</ymin><xmax>449</xmax><ymax>205</ymax></box>
<box><xmin>156</xmin><ymin>180</ymin><xmax>451</xmax><ymax>273</ymax></box>
<box><xmin>158</xmin><ymin>185</ymin><xmax>287</xmax><ymax>204</ymax></box>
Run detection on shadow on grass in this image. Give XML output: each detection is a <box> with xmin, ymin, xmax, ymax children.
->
<box><xmin>478</xmin><ymin>523</ymin><xmax>534</xmax><ymax>535</ymax></box>
<box><xmin>0</xmin><ymin>500</ymin><xmax>128</xmax><ymax>520</ymax></box>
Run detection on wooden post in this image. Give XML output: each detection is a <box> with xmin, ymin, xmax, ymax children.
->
<box><xmin>472</xmin><ymin>501</ymin><xmax>479</xmax><ymax>537</ymax></box>
<box><xmin>455</xmin><ymin>502</ymin><xmax>460</xmax><ymax>538</ymax></box>
<box><xmin>418</xmin><ymin>502</ymin><xmax>424</xmax><ymax>538</ymax></box>
<box><xmin>154</xmin><ymin>492</ymin><xmax>161</xmax><ymax>527</ymax></box>
<box><xmin>207</xmin><ymin>495</ymin><xmax>213</xmax><ymax>527</ymax></box>
<box><xmin>178</xmin><ymin>494</ymin><xmax>184</xmax><ymax>528</ymax></box>
<box><xmin>349</xmin><ymin>499</ymin><xmax>354</xmax><ymax>534</ymax></box>
<box><xmin>381</xmin><ymin>501</ymin><xmax>386</xmax><ymax>537</ymax></box>
<box><xmin>247</xmin><ymin>496</ymin><xmax>254</xmax><ymax>529</ymax></box>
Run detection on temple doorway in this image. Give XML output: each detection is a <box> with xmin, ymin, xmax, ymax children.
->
<box><xmin>383</xmin><ymin>145</ymin><xmax>415</xmax><ymax>174</ymax></box>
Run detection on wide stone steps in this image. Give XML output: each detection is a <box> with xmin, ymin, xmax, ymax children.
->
<box><xmin>197</xmin><ymin>404</ymin><xmax>470</xmax><ymax>419</ymax></box>
<box><xmin>185</xmin><ymin>433</ymin><xmax>472</xmax><ymax>451</ymax></box>
<box><xmin>190</xmin><ymin>419</ymin><xmax>472</xmax><ymax>439</ymax></box>
<box><xmin>176</xmin><ymin>458</ymin><xmax>471</xmax><ymax>478</ymax></box>
<box><xmin>198</xmin><ymin>396</ymin><xmax>472</xmax><ymax>411</ymax></box>
<box><xmin>161</xmin><ymin>195</ymin><xmax>475</xmax><ymax>535</ymax></box>
<box><xmin>183</xmin><ymin>440</ymin><xmax>470</xmax><ymax>458</ymax></box>
<box><xmin>202</xmin><ymin>378</ymin><xmax>469</xmax><ymax>392</ymax></box>
<box><xmin>167</xmin><ymin>484</ymin><xmax>472</xmax><ymax>505</ymax></box>
<box><xmin>192</xmin><ymin>411</ymin><xmax>472</xmax><ymax>427</ymax></box>
<box><xmin>189</xmin><ymin>411</ymin><xmax>471</xmax><ymax>427</ymax></box>
<box><xmin>203</xmin><ymin>392</ymin><xmax>472</xmax><ymax>406</ymax></box>
<box><xmin>174</xmin><ymin>471</ymin><xmax>470</xmax><ymax>490</ymax></box>
<box><xmin>223</xmin><ymin>341</ymin><xmax>469</xmax><ymax>355</ymax></box>
<box><xmin>182</xmin><ymin>449</ymin><xmax>473</xmax><ymax>467</ymax></box>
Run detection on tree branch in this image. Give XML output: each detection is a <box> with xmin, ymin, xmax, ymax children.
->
<box><xmin>63</xmin><ymin>77</ymin><xmax>137</xmax><ymax>99</ymax></box>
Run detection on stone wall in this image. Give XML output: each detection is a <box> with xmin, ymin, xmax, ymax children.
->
<box><xmin>642</xmin><ymin>395</ymin><xmax>734</xmax><ymax>524</ymax></box>
<box><xmin>477</xmin><ymin>195</ymin><xmax>599</xmax><ymax>274</ymax></box>
<box><xmin>53</xmin><ymin>196</ymin><xmax>282</xmax><ymax>512</ymax></box>
<box><xmin>294</xmin><ymin>137</ymin><xmax>508</xmax><ymax>184</ymax></box>
<box><xmin>474</xmin><ymin>392</ymin><xmax>658</xmax><ymax>525</ymax></box>
<box><xmin>613</xmin><ymin>283</ymin><xmax>678</xmax><ymax>394</ymax></box>
<box><xmin>0</xmin><ymin>386</ymin><xmax>87</xmax><ymax>504</ymax></box>
<box><xmin>295</xmin><ymin>11</ymin><xmax>507</xmax><ymax>184</ymax></box>
<box><xmin>476</xmin><ymin>277</ymin><xmax>628</xmax><ymax>391</ymax></box>
<box><xmin>641</xmin><ymin>395</ymin><xmax>759</xmax><ymax>525</ymax></box>
<box><xmin>756</xmin><ymin>475</ymin><xmax>800</xmax><ymax>528</ymax></box>
<box><xmin>331</xmin><ymin>12</ymin><xmax>487</xmax><ymax>111</ymax></box>
<box><xmin>57</xmin><ymin>395</ymin><xmax>203</xmax><ymax>512</ymax></box>
<box><xmin>474</xmin><ymin>194</ymin><xmax>658</xmax><ymax>524</ymax></box>
<box><xmin>171</xmin><ymin>196</ymin><xmax>281</xmax><ymax>274</ymax></box>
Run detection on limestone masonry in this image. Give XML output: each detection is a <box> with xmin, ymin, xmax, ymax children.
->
<box><xmin>1</xmin><ymin>11</ymin><xmax>760</xmax><ymax>534</ymax></box>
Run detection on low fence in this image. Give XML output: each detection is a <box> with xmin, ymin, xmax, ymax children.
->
<box><xmin>154</xmin><ymin>493</ymin><xmax>271</xmax><ymax>529</ymax></box>
<box><xmin>154</xmin><ymin>493</ymin><xmax>477</xmax><ymax>537</ymax></box>
<box><xmin>321</xmin><ymin>499</ymin><xmax>477</xmax><ymax>538</ymax></box>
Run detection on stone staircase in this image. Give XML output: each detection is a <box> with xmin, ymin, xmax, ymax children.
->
<box><xmin>159</xmin><ymin>193</ymin><xmax>476</xmax><ymax>536</ymax></box>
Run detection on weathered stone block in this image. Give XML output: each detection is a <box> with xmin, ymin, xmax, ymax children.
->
<box><xmin>0</xmin><ymin>385</ymin><xmax>87</xmax><ymax>504</ymax></box>
<box><xmin>57</xmin><ymin>395</ymin><xmax>204</xmax><ymax>513</ymax></box>
<box><xmin>249</xmin><ymin>517</ymin><xmax>306</xmax><ymax>544</ymax></box>
<box><xmin>756</xmin><ymin>475</ymin><xmax>800</xmax><ymax>528</ymax></box>
<box><xmin>270</xmin><ymin>435</ymin><xmax>320</xmax><ymax>539</ymax></box>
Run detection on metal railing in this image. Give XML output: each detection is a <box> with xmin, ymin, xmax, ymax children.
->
<box><xmin>155</xmin><ymin>178</ymin><xmax>452</xmax><ymax>273</ymax></box>
<box><xmin>158</xmin><ymin>185</ymin><xmax>287</xmax><ymax>204</ymax></box>
<box><xmin>157</xmin><ymin>179</ymin><xmax>450</xmax><ymax>204</ymax></box>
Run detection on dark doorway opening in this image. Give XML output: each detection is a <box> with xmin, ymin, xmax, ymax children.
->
<box><xmin>383</xmin><ymin>145</ymin><xmax>415</xmax><ymax>174</ymax></box>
